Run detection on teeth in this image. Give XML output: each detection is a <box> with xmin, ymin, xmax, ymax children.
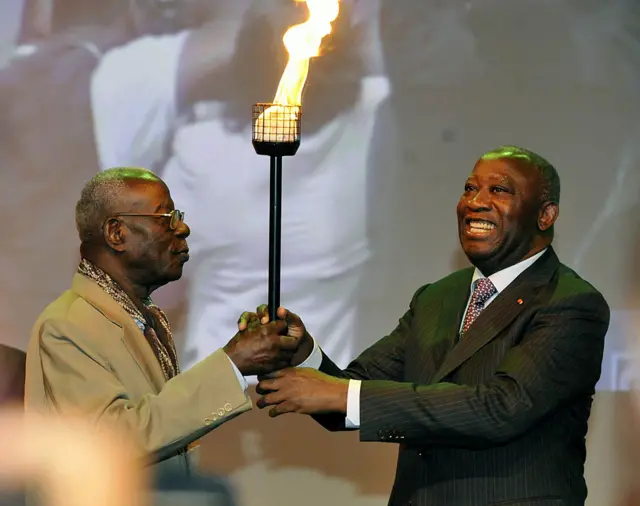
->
<box><xmin>469</xmin><ymin>220</ymin><xmax>495</xmax><ymax>230</ymax></box>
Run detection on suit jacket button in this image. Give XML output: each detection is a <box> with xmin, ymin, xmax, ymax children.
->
<box><xmin>218</xmin><ymin>408</ymin><xmax>226</xmax><ymax>417</ymax></box>
<box><xmin>224</xmin><ymin>403</ymin><xmax>233</xmax><ymax>412</ymax></box>
<box><xmin>204</xmin><ymin>417</ymin><xmax>213</xmax><ymax>426</ymax></box>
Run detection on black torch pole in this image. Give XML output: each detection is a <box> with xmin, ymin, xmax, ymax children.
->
<box><xmin>252</xmin><ymin>102</ymin><xmax>300</xmax><ymax>322</ymax></box>
<box><xmin>268</xmin><ymin>155</ymin><xmax>283</xmax><ymax>321</ymax></box>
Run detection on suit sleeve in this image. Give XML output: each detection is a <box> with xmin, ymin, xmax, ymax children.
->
<box><xmin>333</xmin><ymin>284</ymin><xmax>429</xmax><ymax>381</ymax></box>
<box><xmin>357</xmin><ymin>291</ymin><xmax>609</xmax><ymax>448</ymax></box>
<box><xmin>35</xmin><ymin>318</ymin><xmax>252</xmax><ymax>464</ymax></box>
<box><xmin>313</xmin><ymin>284</ymin><xmax>428</xmax><ymax>430</ymax></box>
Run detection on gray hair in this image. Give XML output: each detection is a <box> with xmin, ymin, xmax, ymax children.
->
<box><xmin>75</xmin><ymin>167</ymin><xmax>159</xmax><ymax>243</ymax></box>
<box><xmin>480</xmin><ymin>145</ymin><xmax>561</xmax><ymax>204</ymax></box>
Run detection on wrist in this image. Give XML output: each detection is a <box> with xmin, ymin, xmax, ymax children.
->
<box><xmin>331</xmin><ymin>378</ymin><xmax>349</xmax><ymax>414</ymax></box>
<box><xmin>223</xmin><ymin>345</ymin><xmax>243</xmax><ymax>373</ymax></box>
<box><xmin>291</xmin><ymin>332</ymin><xmax>315</xmax><ymax>366</ymax></box>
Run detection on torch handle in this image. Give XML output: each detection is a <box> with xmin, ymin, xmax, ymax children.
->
<box><xmin>268</xmin><ymin>155</ymin><xmax>283</xmax><ymax>321</ymax></box>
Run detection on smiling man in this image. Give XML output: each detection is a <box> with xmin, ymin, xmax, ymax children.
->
<box><xmin>25</xmin><ymin>167</ymin><xmax>304</xmax><ymax>478</ymax></box>
<box><xmin>250</xmin><ymin>146</ymin><xmax>610</xmax><ymax>506</ymax></box>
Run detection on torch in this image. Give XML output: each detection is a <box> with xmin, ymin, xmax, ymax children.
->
<box><xmin>252</xmin><ymin>0</ymin><xmax>339</xmax><ymax>322</ymax></box>
<box><xmin>252</xmin><ymin>105</ymin><xmax>301</xmax><ymax>321</ymax></box>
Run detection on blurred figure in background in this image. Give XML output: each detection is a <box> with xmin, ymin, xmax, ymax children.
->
<box><xmin>0</xmin><ymin>410</ymin><xmax>146</xmax><ymax>506</ymax></box>
<box><xmin>0</xmin><ymin>0</ymin><xmax>224</xmax><ymax>349</ymax></box>
<box><xmin>0</xmin><ymin>0</ymin><xmax>389</xmax><ymax>375</ymax></box>
<box><xmin>0</xmin><ymin>0</ymin><xmax>128</xmax><ymax>347</ymax></box>
<box><xmin>0</xmin><ymin>408</ymin><xmax>239</xmax><ymax>506</ymax></box>
<box><xmin>92</xmin><ymin>0</ymin><xmax>388</xmax><ymax>371</ymax></box>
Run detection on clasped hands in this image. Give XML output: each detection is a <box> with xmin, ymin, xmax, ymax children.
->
<box><xmin>223</xmin><ymin>305</ymin><xmax>348</xmax><ymax>417</ymax></box>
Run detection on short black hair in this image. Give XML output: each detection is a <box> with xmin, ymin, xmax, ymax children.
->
<box><xmin>480</xmin><ymin>145</ymin><xmax>560</xmax><ymax>204</ymax></box>
<box><xmin>75</xmin><ymin>167</ymin><xmax>159</xmax><ymax>243</ymax></box>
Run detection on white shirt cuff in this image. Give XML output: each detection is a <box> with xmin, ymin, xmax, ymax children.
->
<box><xmin>224</xmin><ymin>353</ymin><xmax>248</xmax><ymax>392</ymax></box>
<box><xmin>345</xmin><ymin>380</ymin><xmax>362</xmax><ymax>428</ymax></box>
<box><xmin>296</xmin><ymin>337</ymin><xmax>323</xmax><ymax>370</ymax></box>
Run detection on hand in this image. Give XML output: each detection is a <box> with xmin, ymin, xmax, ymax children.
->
<box><xmin>256</xmin><ymin>368</ymin><xmax>349</xmax><ymax>417</ymax></box>
<box><xmin>223</xmin><ymin>318</ymin><xmax>297</xmax><ymax>377</ymax></box>
<box><xmin>238</xmin><ymin>305</ymin><xmax>314</xmax><ymax>366</ymax></box>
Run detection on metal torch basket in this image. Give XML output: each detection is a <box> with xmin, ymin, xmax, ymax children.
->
<box><xmin>252</xmin><ymin>103</ymin><xmax>301</xmax><ymax>157</ymax></box>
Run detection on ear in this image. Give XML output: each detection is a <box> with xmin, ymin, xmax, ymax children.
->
<box><xmin>103</xmin><ymin>218</ymin><xmax>127</xmax><ymax>252</ymax></box>
<box><xmin>538</xmin><ymin>202</ymin><xmax>559</xmax><ymax>232</ymax></box>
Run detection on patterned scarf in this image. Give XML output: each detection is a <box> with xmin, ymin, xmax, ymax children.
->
<box><xmin>78</xmin><ymin>258</ymin><xmax>180</xmax><ymax>380</ymax></box>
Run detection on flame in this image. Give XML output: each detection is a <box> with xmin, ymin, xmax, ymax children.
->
<box><xmin>256</xmin><ymin>0</ymin><xmax>340</xmax><ymax>142</ymax></box>
<box><xmin>273</xmin><ymin>0</ymin><xmax>340</xmax><ymax>106</ymax></box>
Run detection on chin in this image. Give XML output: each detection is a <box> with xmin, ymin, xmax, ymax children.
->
<box><xmin>169</xmin><ymin>267</ymin><xmax>184</xmax><ymax>281</ymax></box>
<box><xmin>159</xmin><ymin>266</ymin><xmax>185</xmax><ymax>285</ymax></box>
<box><xmin>461</xmin><ymin>238</ymin><xmax>494</xmax><ymax>258</ymax></box>
<box><xmin>461</xmin><ymin>244</ymin><xmax>498</xmax><ymax>267</ymax></box>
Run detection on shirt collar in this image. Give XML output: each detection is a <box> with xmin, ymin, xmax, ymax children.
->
<box><xmin>471</xmin><ymin>248</ymin><xmax>547</xmax><ymax>294</ymax></box>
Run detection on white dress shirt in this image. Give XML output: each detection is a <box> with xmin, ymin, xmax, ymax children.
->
<box><xmin>341</xmin><ymin>248</ymin><xmax>548</xmax><ymax>427</ymax></box>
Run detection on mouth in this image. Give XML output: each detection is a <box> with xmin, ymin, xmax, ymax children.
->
<box><xmin>172</xmin><ymin>248</ymin><xmax>190</xmax><ymax>263</ymax></box>
<box><xmin>463</xmin><ymin>218</ymin><xmax>497</xmax><ymax>238</ymax></box>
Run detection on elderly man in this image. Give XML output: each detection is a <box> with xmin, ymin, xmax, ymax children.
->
<box><xmin>249</xmin><ymin>146</ymin><xmax>610</xmax><ymax>506</ymax></box>
<box><xmin>25</xmin><ymin>167</ymin><xmax>304</xmax><ymax>476</ymax></box>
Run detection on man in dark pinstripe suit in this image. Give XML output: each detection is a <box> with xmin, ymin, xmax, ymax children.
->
<box><xmin>249</xmin><ymin>145</ymin><xmax>610</xmax><ymax>506</ymax></box>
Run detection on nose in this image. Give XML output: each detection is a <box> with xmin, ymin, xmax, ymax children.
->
<box><xmin>465</xmin><ymin>188</ymin><xmax>491</xmax><ymax>212</ymax></box>
<box><xmin>175</xmin><ymin>220</ymin><xmax>190</xmax><ymax>239</ymax></box>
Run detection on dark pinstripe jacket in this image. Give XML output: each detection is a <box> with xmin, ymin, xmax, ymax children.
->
<box><xmin>316</xmin><ymin>248</ymin><xmax>609</xmax><ymax>506</ymax></box>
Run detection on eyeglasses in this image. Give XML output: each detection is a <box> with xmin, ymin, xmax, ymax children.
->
<box><xmin>110</xmin><ymin>210</ymin><xmax>185</xmax><ymax>230</ymax></box>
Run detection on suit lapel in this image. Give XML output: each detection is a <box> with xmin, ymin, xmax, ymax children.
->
<box><xmin>71</xmin><ymin>274</ymin><xmax>167</xmax><ymax>391</ymax></box>
<box><xmin>411</xmin><ymin>269</ymin><xmax>473</xmax><ymax>383</ymax></box>
<box><xmin>432</xmin><ymin>248</ymin><xmax>559</xmax><ymax>383</ymax></box>
<box><xmin>432</xmin><ymin>268</ymin><xmax>473</xmax><ymax>352</ymax></box>
<box><xmin>119</xmin><ymin>319</ymin><xmax>167</xmax><ymax>392</ymax></box>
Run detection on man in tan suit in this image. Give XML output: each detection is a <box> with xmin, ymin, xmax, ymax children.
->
<box><xmin>25</xmin><ymin>167</ymin><xmax>303</xmax><ymax>477</ymax></box>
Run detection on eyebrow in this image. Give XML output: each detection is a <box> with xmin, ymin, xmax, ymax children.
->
<box><xmin>493</xmin><ymin>175</ymin><xmax>514</xmax><ymax>185</ymax></box>
<box><xmin>468</xmin><ymin>175</ymin><xmax>514</xmax><ymax>184</ymax></box>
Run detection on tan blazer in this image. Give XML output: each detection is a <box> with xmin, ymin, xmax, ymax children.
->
<box><xmin>25</xmin><ymin>273</ymin><xmax>252</xmax><ymax>475</ymax></box>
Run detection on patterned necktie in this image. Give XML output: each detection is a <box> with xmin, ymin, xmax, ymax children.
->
<box><xmin>461</xmin><ymin>278</ymin><xmax>497</xmax><ymax>334</ymax></box>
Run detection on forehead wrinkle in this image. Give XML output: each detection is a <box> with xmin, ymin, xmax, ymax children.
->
<box><xmin>480</xmin><ymin>158</ymin><xmax>531</xmax><ymax>181</ymax></box>
<box><xmin>468</xmin><ymin>172</ymin><xmax>514</xmax><ymax>185</ymax></box>
<box><xmin>117</xmin><ymin>182</ymin><xmax>168</xmax><ymax>214</ymax></box>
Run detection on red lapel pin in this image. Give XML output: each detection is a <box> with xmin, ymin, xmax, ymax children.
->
<box><xmin>517</xmin><ymin>298</ymin><xmax>523</xmax><ymax>305</ymax></box>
